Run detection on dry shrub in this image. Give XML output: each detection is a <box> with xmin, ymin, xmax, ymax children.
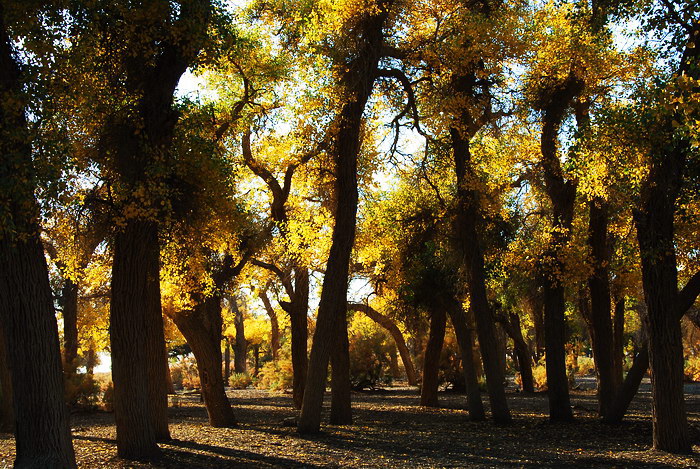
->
<box><xmin>684</xmin><ymin>356</ymin><xmax>700</xmax><ymax>382</ymax></box>
<box><xmin>229</xmin><ymin>372</ymin><xmax>252</xmax><ymax>389</ymax></box>
<box><xmin>170</xmin><ymin>356</ymin><xmax>200</xmax><ymax>390</ymax></box>
<box><xmin>255</xmin><ymin>358</ymin><xmax>293</xmax><ymax>391</ymax></box>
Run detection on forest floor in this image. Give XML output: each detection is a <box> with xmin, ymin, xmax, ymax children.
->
<box><xmin>2</xmin><ymin>380</ymin><xmax>700</xmax><ymax>468</ymax></box>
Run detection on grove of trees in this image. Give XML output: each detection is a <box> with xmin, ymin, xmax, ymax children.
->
<box><xmin>0</xmin><ymin>0</ymin><xmax>699</xmax><ymax>466</ymax></box>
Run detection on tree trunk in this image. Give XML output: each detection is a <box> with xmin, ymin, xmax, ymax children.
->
<box><xmin>330</xmin><ymin>311</ymin><xmax>352</xmax><ymax>424</ymax></box>
<box><xmin>259</xmin><ymin>290</ymin><xmax>280</xmax><ymax>362</ymax></box>
<box><xmin>447</xmin><ymin>305</ymin><xmax>485</xmax><ymax>420</ymax></box>
<box><xmin>289</xmin><ymin>268</ymin><xmax>309</xmax><ymax>409</ymax></box>
<box><xmin>0</xmin><ymin>20</ymin><xmax>76</xmax><ymax>466</ymax></box>
<box><xmin>605</xmin><ymin>344</ymin><xmax>648</xmax><ymax>424</ymax></box>
<box><xmin>498</xmin><ymin>312</ymin><xmax>534</xmax><ymax>393</ymax></box>
<box><xmin>169</xmin><ymin>297</ymin><xmax>236</xmax><ymax>428</ymax></box>
<box><xmin>61</xmin><ymin>279</ymin><xmax>80</xmax><ymax>378</ymax></box>
<box><xmin>635</xmin><ymin>195</ymin><xmax>689</xmax><ymax>452</ymax></box>
<box><xmin>347</xmin><ymin>303</ymin><xmax>417</xmax><ymax>385</ymax></box>
<box><xmin>420</xmin><ymin>309</ymin><xmax>447</xmax><ymax>408</ymax></box>
<box><xmin>451</xmin><ymin>128</ymin><xmax>511</xmax><ymax>424</ymax></box>
<box><xmin>388</xmin><ymin>346</ymin><xmax>401</xmax><ymax>379</ymax></box>
<box><xmin>586</xmin><ymin>198</ymin><xmax>617</xmax><ymax>419</ymax></box>
<box><xmin>253</xmin><ymin>345</ymin><xmax>260</xmax><ymax>376</ymax></box>
<box><xmin>0</xmin><ymin>321</ymin><xmax>14</xmax><ymax>433</ymax></box>
<box><xmin>297</xmin><ymin>2</ymin><xmax>392</xmax><ymax>434</ymax></box>
<box><xmin>232</xmin><ymin>299</ymin><xmax>247</xmax><ymax>374</ymax></box>
<box><xmin>223</xmin><ymin>340</ymin><xmax>231</xmax><ymax>384</ymax></box>
<box><xmin>110</xmin><ymin>220</ymin><xmax>163</xmax><ymax>459</ymax></box>
<box><xmin>612</xmin><ymin>297</ymin><xmax>625</xmax><ymax>391</ymax></box>
<box><xmin>85</xmin><ymin>347</ymin><xmax>97</xmax><ymax>375</ymax></box>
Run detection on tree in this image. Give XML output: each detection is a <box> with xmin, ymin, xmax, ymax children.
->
<box><xmin>0</xmin><ymin>4</ymin><xmax>76</xmax><ymax>466</ymax></box>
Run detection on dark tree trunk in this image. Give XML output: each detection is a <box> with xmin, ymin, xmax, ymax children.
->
<box><xmin>612</xmin><ymin>297</ymin><xmax>625</xmax><ymax>390</ymax></box>
<box><xmin>605</xmin><ymin>344</ymin><xmax>648</xmax><ymax>424</ymax></box>
<box><xmin>232</xmin><ymin>299</ymin><xmax>247</xmax><ymax>374</ymax></box>
<box><xmin>635</xmin><ymin>193</ymin><xmax>688</xmax><ymax>452</ymax></box>
<box><xmin>297</xmin><ymin>2</ymin><xmax>393</xmax><ymax>434</ymax></box>
<box><xmin>420</xmin><ymin>309</ymin><xmax>447</xmax><ymax>408</ymax></box>
<box><xmin>169</xmin><ymin>297</ymin><xmax>236</xmax><ymax>428</ymax></box>
<box><xmin>330</xmin><ymin>311</ymin><xmax>352</xmax><ymax>424</ymax></box>
<box><xmin>451</xmin><ymin>128</ymin><xmax>511</xmax><ymax>423</ymax></box>
<box><xmin>253</xmin><ymin>345</ymin><xmax>260</xmax><ymax>376</ymax></box>
<box><xmin>259</xmin><ymin>290</ymin><xmax>280</xmax><ymax>362</ymax></box>
<box><xmin>110</xmin><ymin>220</ymin><xmax>162</xmax><ymax>459</ymax></box>
<box><xmin>289</xmin><ymin>268</ymin><xmax>309</xmax><ymax>409</ymax></box>
<box><xmin>536</xmin><ymin>71</ymin><xmax>583</xmax><ymax>422</ymax></box>
<box><xmin>347</xmin><ymin>303</ymin><xmax>417</xmax><ymax>386</ymax></box>
<box><xmin>586</xmin><ymin>198</ymin><xmax>617</xmax><ymax>419</ymax></box>
<box><xmin>0</xmin><ymin>321</ymin><xmax>14</xmax><ymax>433</ymax></box>
<box><xmin>223</xmin><ymin>340</ymin><xmax>231</xmax><ymax>384</ymax></box>
<box><xmin>61</xmin><ymin>279</ymin><xmax>80</xmax><ymax>378</ymax></box>
<box><xmin>498</xmin><ymin>312</ymin><xmax>534</xmax><ymax>393</ymax></box>
<box><xmin>0</xmin><ymin>19</ymin><xmax>76</xmax><ymax>466</ymax></box>
<box><xmin>388</xmin><ymin>346</ymin><xmax>401</xmax><ymax>379</ymax></box>
<box><xmin>447</xmin><ymin>305</ymin><xmax>485</xmax><ymax>420</ymax></box>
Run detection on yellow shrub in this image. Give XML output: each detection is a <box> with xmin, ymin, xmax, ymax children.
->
<box><xmin>684</xmin><ymin>356</ymin><xmax>700</xmax><ymax>382</ymax></box>
<box><xmin>255</xmin><ymin>359</ymin><xmax>294</xmax><ymax>391</ymax></box>
<box><xmin>533</xmin><ymin>362</ymin><xmax>547</xmax><ymax>391</ymax></box>
<box><xmin>229</xmin><ymin>372</ymin><xmax>252</xmax><ymax>389</ymax></box>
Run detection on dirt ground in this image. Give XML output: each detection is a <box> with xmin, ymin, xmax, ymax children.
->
<box><xmin>2</xmin><ymin>383</ymin><xmax>700</xmax><ymax>468</ymax></box>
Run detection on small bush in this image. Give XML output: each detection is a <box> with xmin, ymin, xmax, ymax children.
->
<box><xmin>229</xmin><ymin>372</ymin><xmax>252</xmax><ymax>389</ymax></box>
<box><xmin>533</xmin><ymin>362</ymin><xmax>547</xmax><ymax>391</ymax></box>
<box><xmin>101</xmin><ymin>382</ymin><xmax>114</xmax><ymax>412</ymax></box>
<box><xmin>65</xmin><ymin>373</ymin><xmax>101</xmax><ymax>408</ymax></box>
<box><xmin>170</xmin><ymin>356</ymin><xmax>200</xmax><ymax>390</ymax></box>
<box><xmin>256</xmin><ymin>359</ymin><xmax>293</xmax><ymax>391</ymax></box>
<box><xmin>575</xmin><ymin>356</ymin><xmax>595</xmax><ymax>376</ymax></box>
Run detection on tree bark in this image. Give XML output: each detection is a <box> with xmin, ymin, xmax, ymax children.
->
<box><xmin>61</xmin><ymin>279</ymin><xmax>80</xmax><ymax>378</ymax></box>
<box><xmin>223</xmin><ymin>339</ymin><xmax>231</xmax><ymax>384</ymax></box>
<box><xmin>110</xmin><ymin>220</ymin><xmax>163</xmax><ymax>459</ymax></box>
<box><xmin>586</xmin><ymin>198</ymin><xmax>617</xmax><ymax>419</ymax></box>
<box><xmin>498</xmin><ymin>312</ymin><xmax>534</xmax><ymax>393</ymax></box>
<box><xmin>0</xmin><ymin>321</ymin><xmax>14</xmax><ymax>433</ymax></box>
<box><xmin>447</xmin><ymin>305</ymin><xmax>485</xmax><ymax>420</ymax></box>
<box><xmin>0</xmin><ymin>17</ymin><xmax>76</xmax><ymax>466</ymax></box>
<box><xmin>347</xmin><ymin>303</ymin><xmax>417</xmax><ymax>385</ymax></box>
<box><xmin>259</xmin><ymin>290</ymin><xmax>280</xmax><ymax>362</ymax></box>
<box><xmin>297</xmin><ymin>1</ymin><xmax>393</xmax><ymax>434</ymax></box>
<box><xmin>232</xmin><ymin>298</ymin><xmax>247</xmax><ymax>374</ymax></box>
<box><xmin>169</xmin><ymin>297</ymin><xmax>236</xmax><ymax>428</ymax></box>
<box><xmin>289</xmin><ymin>268</ymin><xmax>309</xmax><ymax>409</ymax></box>
<box><xmin>330</xmin><ymin>311</ymin><xmax>352</xmax><ymax>424</ymax></box>
<box><xmin>612</xmin><ymin>297</ymin><xmax>625</xmax><ymax>391</ymax></box>
<box><xmin>420</xmin><ymin>309</ymin><xmax>447</xmax><ymax>408</ymax></box>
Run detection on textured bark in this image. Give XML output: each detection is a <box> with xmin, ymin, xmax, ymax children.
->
<box><xmin>169</xmin><ymin>297</ymin><xmax>236</xmax><ymax>428</ymax></box>
<box><xmin>232</xmin><ymin>299</ymin><xmax>247</xmax><ymax>374</ymax></box>
<box><xmin>110</xmin><ymin>221</ymin><xmax>162</xmax><ymax>459</ymax></box>
<box><xmin>0</xmin><ymin>321</ymin><xmax>14</xmax><ymax>433</ymax></box>
<box><xmin>259</xmin><ymin>291</ymin><xmax>280</xmax><ymax>362</ymax></box>
<box><xmin>289</xmin><ymin>269</ymin><xmax>309</xmax><ymax>409</ymax></box>
<box><xmin>447</xmin><ymin>305</ymin><xmax>485</xmax><ymax>420</ymax></box>
<box><xmin>420</xmin><ymin>309</ymin><xmax>447</xmax><ymax>408</ymax></box>
<box><xmin>0</xmin><ymin>16</ymin><xmax>76</xmax><ymax>466</ymax></box>
<box><xmin>586</xmin><ymin>198</ymin><xmax>616</xmax><ymax>419</ymax></box>
<box><xmin>297</xmin><ymin>1</ymin><xmax>393</xmax><ymax>434</ymax></box>
<box><xmin>451</xmin><ymin>126</ymin><xmax>511</xmax><ymax>423</ymax></box>
<box><xmin>498</xmin><ymin>312</ymin><xmax>534</xmax><ymax>393</ymax></box>
<box><xmin>347</xmin><ymin>303</ymin><xmax>417</xmax><ymax>385</ymax></box>
<box><xmin>605</xmin><ymin>344</ymin><xmax>648</xmax><ymax>424</ymax></box>
<box><xmin>330</xmin><ymin>312</ymin><xmax>352</xmax><ymax>424</ymax></box>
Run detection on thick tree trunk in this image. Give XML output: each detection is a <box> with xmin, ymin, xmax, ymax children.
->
<box><xmin>447</xmin><ymin>305</ymin><xmax>485</xmax><ymax>420</ymax></box>
<box><xmin>232</xmin><ymin>299</ymin><xmax>247</xmax><ymax>374</ymax></box>
<box><xmin>347</xmin><ymin>303</ymin><xmax>417</xmax><ymax>385</ymax></box>
<box><xmin>420</xmin><ymin>309</ymin><xmax>447</xmax><ymax>408</ymax></box>
<box><xmin>605</xmin><ymin>344</ymin><xmax>648</xmax><ymax>424</ymax></box>
<box><xmin>0</xmin><ymin>21</ymin><xmax>76</xmax><ymax>466</ymax></box>
<box><xmin>0</xmin><ymin>321</ymin><xmax>14</xmax><ymax>433</ymax></box>
<box><xmin>110</xmin><ymin>220</ymin><xmax>163</xmax><ymax>459</ymax></box>
<box><xmin>451</xmin><ymin>128</ymin><xmax>511</xmax><ymax>424</ymax></box>
<box><xmin>330</xmin><ymin>312</ymin><xmax>352</xmax><ymax>424</ymax></box>
<box><xmin>635</xmin><ymin>197</ymin><xmax>689</xmax><ymax>452</ymax></box>
<box><xmin>586</xmin><ymin>198</ymin><xmax>617</xmax><ymax>419</ymax></box>
<box><xmin>259</xmin><ymin>290</ymin><xmax>280</xmax><ymax>362</ymax></box>
<box><xmin>169</xmin><ymin>298</ymin><xmax>236</xmax><ymax>428</ymax></box>
<box><xmin>297</xmin><ymin>2</ymin><xmax>392</xmax><ymax>434</ymax></box>
<box><xmin>61</xmin><ymin>279</ymin><xmax>80</xmax><ymax>378</ymax></box>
